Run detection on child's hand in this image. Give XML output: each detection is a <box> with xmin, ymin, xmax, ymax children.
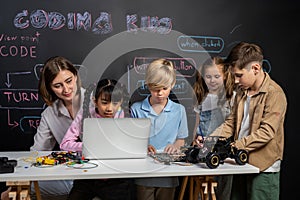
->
<box><xmin>164</xmin><ymin>144</ymin><xmax>181</xmax><ymax>154</ymax></box>
<box><xmin>1</xmin><ymin>187</ymin><xmax>11</xmax><ymax>200</ymax></box>
<box><xmin>194</xmin><ymin>135</ymin><xmax>204</xmax><ymax>148</ymax></box>
<box><xmin>148</xmin><ymin>145</ymin><xmax>156</xmax><ymax>154</ymax></box>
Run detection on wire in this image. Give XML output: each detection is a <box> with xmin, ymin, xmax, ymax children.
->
<box><xmin>19</xmin><ymin>151</ymin><xmax>39</xmax><ymax>164</ymax></box>
<box><xmin>66</xmin><ymin>161</ymin><xmax>98</xmax><ymax>169</ymax></box>
<box><xmin>31</xmin><ymin>163</ymin><xmax>56</xmax><ymax>168</ymax></box>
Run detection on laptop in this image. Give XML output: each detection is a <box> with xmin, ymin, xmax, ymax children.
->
<box><xmin>82</xmin><ymin>118</ymin><xmax>151</xmax><ymax>160</ymax></box>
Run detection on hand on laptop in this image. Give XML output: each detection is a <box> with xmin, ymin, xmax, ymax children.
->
<box><xmin>148</xmin><ymin>144</ymin><xmax>181</xmax><ymax>155</ymax></box>
<box><xmin>148</xmin><ymin>145</ymin><xmax>157</xmax><ymax>154</ymax></box>
<box><xmin>164</xmin><ymin>144</ymin><xmax>181</xmax><ymax>154</ymax></box>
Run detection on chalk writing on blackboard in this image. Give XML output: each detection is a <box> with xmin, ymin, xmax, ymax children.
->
<box><xmin>5</xmin><ymin>72</ymin><xmax>31</xmax><ymax>88</ymax></box>
<box><xmin>0</xmin><ymin>89</ymin><xmax>40</xmax><ymax>108</ymax></box>
<box><xmin>13</xmin><ymin>10</ymin><xmax>174</xmax><ymax>35</ymax></box>
<box><xmin>0</xmin><ymin>62</ymin><xmax>85</xmax><ymax>133</ymax></box>
<box><xmin>262</xmin><ymin>59</ymin><xmax>272</xmax><ymax>73</ymax></box>
<box><xmin>0</xmin><ymin>32</ymin><xmax>39</xmax><ymax>58</ymax></box>
<box><xmin>81</xmin><ymin>30</ymin><xmax>210</xmax><ymax>89</ymax></box>
<box><xmin>129</xmin><ymin>56</ymin><xmax>197</xmax><ymax>100</ymax></box>
<box><xmin>0</xmin><ymin>87</ymin><xmax>44</xmax><ymax>131</ymax></box>
<box><xmin>134</xmin><ymin>78</ymin><xmax>190</xmax><ymax>97</ymax></box>
<box><xmin>126</xmin><ymin>14</ymin><xmax>172</xmax><ymax>34</ymax></box>
<box><xmin>14</xmin><ymin>10</ymin><xmax>113</xmax><ymax>34</ymax></box>
<box><xmin>178</xmin><ymin>35</ymin><xmax>224</xmax><ymax>53</ymax></box>
<box><xmin>133</xmin><ymin>57</ymin><xmax>196</xmax><ymax>77</ymax></box>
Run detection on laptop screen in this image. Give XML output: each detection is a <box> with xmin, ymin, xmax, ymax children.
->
<box><xmin>82</xmin><ymin>118</ymin><xmax>151</xmax><ymax>160</ymax></box>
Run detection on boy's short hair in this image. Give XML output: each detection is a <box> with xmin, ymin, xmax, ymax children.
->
<box><xmin>145</xmin><ymin>58</ymin><xmax>176</xmax><ymax>89</ymax></box>
<box><xmin>225</xmin><ymin>42</ymin><xmax>264</xmax><ymax>69</ymax></box>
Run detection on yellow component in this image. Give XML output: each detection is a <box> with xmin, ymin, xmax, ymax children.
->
<box><xmin>44</xmin><ymin>158</ymin><xmax>55</xmax><ymax>165</ymax></box>
<box><xmin>35</xmin><ymin>156</ymin><xmax>56</xmax><ymax>165</ymax></box>
<box><xmin>36</xmin><ymin>157</ymin><xmax>44</xmax><ymax>164</ymax></box>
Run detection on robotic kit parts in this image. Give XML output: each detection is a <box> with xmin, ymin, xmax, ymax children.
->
<box><xmin>184</xmin><ymin>136</ymin><xmax>249</xmax><ymax>169</ymax></box>
<box><xmin>34</xmin><ymin>151</ymin><xmax>83</xmax><ymax>167</ymax></box>
<box><xmin>0</xmin><ymin>157</ymin><xmax>17</xmax><ymax>174</ymax></box>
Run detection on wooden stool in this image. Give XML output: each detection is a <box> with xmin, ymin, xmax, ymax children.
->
<box><xmin>178</xmin><ymin>176</ymin><xmax>217</xmax><ymax>200</ymax></box>
<box><xmin>6</xmin><ymin>181</ymin><xmax>41</xmax><ymax>200</ymax></box>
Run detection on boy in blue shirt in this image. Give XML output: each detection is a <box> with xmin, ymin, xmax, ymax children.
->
<box><xmin>130</xmin><ymin>58</ymin><xmax>189</xmax><ymax>200</ymax></box>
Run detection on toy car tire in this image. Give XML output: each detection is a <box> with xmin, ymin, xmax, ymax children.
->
<box><xmin>186</xmin><ymin>147</ymin><xmax>200</xmax><ymax>164</ymax></box>
<box><xmin>234</xmin><ymin>149</ymin><xmax>248</xmax><ymax>165</ymax></box>
<box><xmin>206</xmin><ymin>152</ymin><xmax>220</xmax><ymax>169</ymax></box>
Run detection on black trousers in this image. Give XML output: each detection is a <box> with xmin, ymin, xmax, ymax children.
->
<box><xmin>67</xmin><ymin>179</ymin><xmax>134</xmax><ymax>200</ymax></box>
<box><xmin>0</xmin><ymin>182</ymin><xmax>8</xmax><ymax>193</ymax></box>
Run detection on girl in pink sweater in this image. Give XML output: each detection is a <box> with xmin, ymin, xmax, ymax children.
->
<box><xmin>60</xmin><ymin>78</ymin><xmax>129</xmax><ymax>152</ymax></box>
<box><xmin>60</xmin><ymin>78</ymin><xmax>133</xmax><ymax>200</ymax></box>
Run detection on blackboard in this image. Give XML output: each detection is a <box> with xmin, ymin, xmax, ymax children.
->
<box><xmin>0</xmin><ymin>1</ymin><xmax>298</xmax><ymax>198</ymax></box>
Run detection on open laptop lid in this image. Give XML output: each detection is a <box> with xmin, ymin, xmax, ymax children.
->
<box><xmin>82</xmin><ymin>118</ymin><xmax>151</xmax><ymax>160</ymax></box>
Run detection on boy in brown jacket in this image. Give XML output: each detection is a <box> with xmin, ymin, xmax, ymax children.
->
<box><xmin>195</xmin><ymin>42</ymin><xmax>287</xmax><ymax>200</ymax></box>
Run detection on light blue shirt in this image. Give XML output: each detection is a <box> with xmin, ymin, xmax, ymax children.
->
<box><xmin>130</xmin><ymin>95</ymin><xmax>188</xmax><ymax>187</ymax></box>
<box><xmin>130</xmin><ymin>96</ymin><xmax>188</xmax><ymax>152</ymax></box>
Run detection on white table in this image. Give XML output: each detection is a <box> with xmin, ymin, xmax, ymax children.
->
<box><xmin>0</xmin><ymin>151</ymin><xmax>259</xmax><ymax>200</ymax></box>
<box><xmin>0</xmin><ymin>151</ymin><xmax>259</xmax><ymax>181</ymax></box>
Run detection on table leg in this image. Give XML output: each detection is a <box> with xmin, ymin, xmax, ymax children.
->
<box><xmin>189</xmin><ymin>177</ymin><xmax>194</xmax><ymax>200</ymax></box>
<box><xmin>177</xmin><ymin>175</ymin><xmax>217</xmax><ymax>200</ymax></box>
<box><xmin>178</xmin><ymin>176</ymin><xmax>189</xmax><ymax>200</ymax></box>
<box><xmin>211</xmin><ymin>182</ymin><xmax>217</xmax><ymax>200</ymax></box>
<box><xmin>33</xmin><ymin>181</ymin><xmax>42</xmax><ymax>200</ymax></box>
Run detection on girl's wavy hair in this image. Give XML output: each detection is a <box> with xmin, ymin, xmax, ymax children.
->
<box><xmin>193</xmin><ymin>56</ymin><xmax>235</xmax><ymax>106</ymax></box>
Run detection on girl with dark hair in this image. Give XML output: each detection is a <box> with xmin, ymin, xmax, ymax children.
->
<box><xmin>60</xmin><ymin>78</ymin><xmax>129</xmax><ymax>151</ymax></box>
<box><xmin>60</xmin><ymin>78</ymin><xmax>132</xmax><ymax>200</ymax></box>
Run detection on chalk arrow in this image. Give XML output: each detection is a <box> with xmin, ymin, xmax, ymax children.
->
<box><xmin>5</xmin><ymin>71</ymin><xmax>32</xmax><ymax>88</ymax></box>
<box><xmin>7</xmin><ymin>109</ymin><xmax>19</xmax><ymax>128</ymax></box>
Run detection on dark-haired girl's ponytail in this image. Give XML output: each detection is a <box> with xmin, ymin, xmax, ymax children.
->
<box><xmin>81</xmin><ymin>83</ymin><xmax>96</xmax><ymax>131</ymax></box>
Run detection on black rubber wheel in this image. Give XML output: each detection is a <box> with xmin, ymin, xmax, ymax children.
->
<box><xmin>186</xmin><ymin>147</ymin><xmax>200</xmax><ymax>164</ymax></box>
<box><xmin>234</xmin><ymin>149</ymin><xmax>248</xmax><ymax>165</ymax></box>
<box><xmin>206</xmin><ymin>152</ymin><xmax>220</xmax><ymax>169</ymax></box>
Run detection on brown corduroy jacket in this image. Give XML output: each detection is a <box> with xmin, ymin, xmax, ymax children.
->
<box><xmin>212</xmin><ymin>73</ymin><xmax>287</xmax><ymax>171</ymax></box>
